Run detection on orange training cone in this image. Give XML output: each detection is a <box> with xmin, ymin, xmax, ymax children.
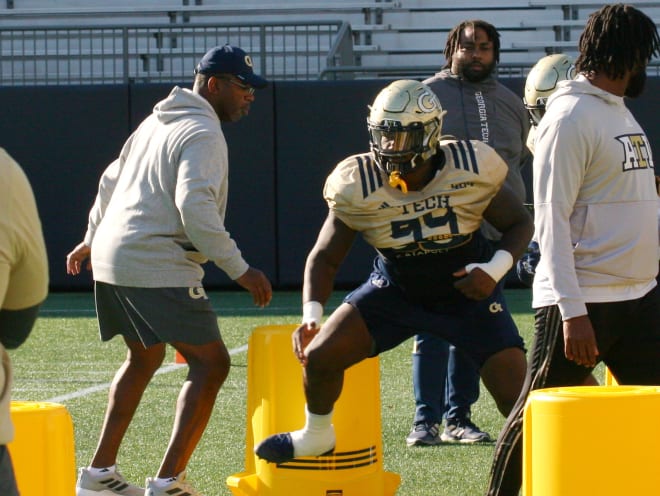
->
<box><xmin>175</xmin><ymin>350</ymin><xmax>186</xmax><ymax>364</ymax></box>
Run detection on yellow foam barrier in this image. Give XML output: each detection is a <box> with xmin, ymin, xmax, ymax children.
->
<box><xmin>8</xmin><ymin>401</ymin><xmax>75</xmax><ymax>496</ymax></box>
<box><xmin>227</xmin><ymin>325</ymin><xmax>401</xmax><ymax>496</ymax></box>
<box><xmin>523</xmin><ymin>386</ymin><xmax>660</xmax><ymax>495</ymax></box>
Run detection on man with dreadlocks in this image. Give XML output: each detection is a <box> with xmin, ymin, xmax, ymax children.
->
<box><xmin>487</xmin><ymin>4</ymin><xmax>660</xmax><ymax>495</ymax></box>
<box><xmin>406</xmin><ymin>19</ymin><xmax>533</xmax><ymax>448</ymax></box>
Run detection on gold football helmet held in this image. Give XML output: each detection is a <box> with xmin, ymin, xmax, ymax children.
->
<box><xmin>524</xmin><ymin>54</ymin><xmax>576</xmax><ymax>125</ymax></box>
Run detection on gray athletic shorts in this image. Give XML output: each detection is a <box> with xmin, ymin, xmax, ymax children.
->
<box><xmin>94</xmin><ymin>282</ymin><xmax>221</xmax><ymax>347</ymax></box>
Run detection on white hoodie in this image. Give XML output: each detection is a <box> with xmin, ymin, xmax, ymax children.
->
<box><xmin>85</xmin><ymin>86</ymin><xmax>249</xmax><ymax>287</ymax></box>
<box><xmin>532</xmin><ymin>75</ymin><xmax>657</xmax><ymax>318</ymax></box>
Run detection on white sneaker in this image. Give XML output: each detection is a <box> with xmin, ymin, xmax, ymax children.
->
<box><xmin>76</xmin><ymin>467</ymin><xmax>144</xmax><ymax>496</ymax></box>
<box><xmin>145</xmin><ymin>471</ymin><xmax>203</xmax><ymax>496</ymax></box>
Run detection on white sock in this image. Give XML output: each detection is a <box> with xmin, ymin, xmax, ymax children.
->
<box><xmin>88</xmin><ymin>465</ymin><xmax>116</xmax><ymax>476</ymax></box>
<box><xmin>152</xmin><ymin>476</ymin><xmax>177</xmax><ymax>488</ymax></box>
<box><xmin>290</xmin><ymin>405</ymin><xmax>335</xmax><ymax>457</ymax></box>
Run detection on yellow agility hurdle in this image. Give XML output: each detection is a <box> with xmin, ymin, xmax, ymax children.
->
<box><xmin>523</xmin><ymin>386</ymin><xmax>660</xmax><ymax>495</ymax></box>
<box><xmin>227</xmin><ymin>325</ymin><xmax>400</xmax><ymax>496</ymax></box>
<box><xmin>9</xmin><ymin>401</ymin><xmax>75</xmax><ymax>496</ymax></box>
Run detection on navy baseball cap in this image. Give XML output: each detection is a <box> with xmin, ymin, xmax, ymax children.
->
<box><xmin>194</xmin><ymin>45</ymin><xmax>267</xmax><ymax>89</ymax></box>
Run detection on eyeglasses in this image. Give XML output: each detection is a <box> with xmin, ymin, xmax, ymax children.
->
<box><xmin>215</xmin><ymin>76</ymin><xmax>255</xmax><ymax>95</ymax></box>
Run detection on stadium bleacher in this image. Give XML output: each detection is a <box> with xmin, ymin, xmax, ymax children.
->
<box><xmin>3</xmin><ymin>0</ymin><xmax>660</xmax><ymax>292</ymax></box>
<box><xmin>1</xmin><ymin>0</ymin><xmax>659</xmax><ymax>83</ymax></box>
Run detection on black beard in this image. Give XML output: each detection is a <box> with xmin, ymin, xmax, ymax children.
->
<box><xmin>625</xmin><ymin>70</ymin><xmax>647</xmax><ymax>98</ymax></box>
<box><xmin>461</xmin><ymin>61</ymin><xmax>496</xmax><ymax>82</ymax></box>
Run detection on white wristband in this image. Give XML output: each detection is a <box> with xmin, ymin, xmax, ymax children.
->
<box><xmin>302</xmin><ymin>301</ymin><xmax>323</xmax><ymax>328</ymax></box>
<box><xmin>464</xmin><ymin>249</ymin><xmax>514</xmax><ymax>283</ymax></box>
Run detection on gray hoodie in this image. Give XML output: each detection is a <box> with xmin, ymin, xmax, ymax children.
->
<box><xmin>532</xmin><ymin>75</ymin><xmax>657</xmax><ymax>318</ymax></box>
<box><xmin>424</xmin><ymin>69</ymin><xmax>532</xmax><ymax>239</ymax></box>
<box><xmin>85</xmin><ymin>86</ymin><xmax>249</xmax><ymax>287</ymax></box>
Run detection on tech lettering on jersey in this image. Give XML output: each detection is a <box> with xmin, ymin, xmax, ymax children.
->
<box><xmin>615</xmin><ymin>133</ymin><xmax>654</xmax><ymax>171</ymax></box>
<box><xmin>400</xmin><ymin>194</ymin><xmax>450</xmax><ymax>214</ymax></box>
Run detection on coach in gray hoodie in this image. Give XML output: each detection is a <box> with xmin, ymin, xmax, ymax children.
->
<box><xmin>406</xmin><ymin>20</ymin><xmax>532</xmax><ymax>449</ymax></box>
<box><xmin>67</xmin><ymin>45</ymin><xmax>272</xmax><ymax>496</ymax></box>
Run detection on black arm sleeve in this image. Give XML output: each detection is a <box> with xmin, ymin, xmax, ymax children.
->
<box><xmin>0</xmin><ymin>305</ymin><xmax>41</xmax><ymax>349</ymax></box>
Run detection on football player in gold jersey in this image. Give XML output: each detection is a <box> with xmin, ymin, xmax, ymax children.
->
<box><xmin>255</xmin><ymin>80</ymin><xmax>533</xmax><ymax>476</ymax></box>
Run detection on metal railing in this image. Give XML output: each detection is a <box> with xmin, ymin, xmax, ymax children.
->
<box><xmin>319</xmin><ymin>61</ymin><xmax>660</xmax><ymax>80</ymax></box>
<box><xmin>0</xmin><ymin>20</ymin><xmax>353</xmax><ymax>85</ymax></box>
<box><xmin>4</xmin><ymin>17</ymin><xmax>660</xmax><ymax>85</ymax></box>
<box><xmin>319</xmin><ymin>63</ymin><xmax>541</xmax><ymax>80</ymax></box>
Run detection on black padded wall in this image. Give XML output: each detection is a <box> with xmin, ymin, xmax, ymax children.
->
<box><xmin>2</xmin><ymin>78</ymin><xmax>657</xmax><ymax>292</ymax></box>
<box><xmin>274</xmin><ymin>79</ymin><xmax>395</xmax><ymax>288</ymax></box>
<box><xmin>0</xmin><ymin>85</ymin><xmax>130</xmax><ymax>291</ymax></box>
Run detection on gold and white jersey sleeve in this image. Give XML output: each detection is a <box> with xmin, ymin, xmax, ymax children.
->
<box><xmin>324</xmin><ymin>140</ymin><xmax>507</xmax><ymax>253</ymax></box>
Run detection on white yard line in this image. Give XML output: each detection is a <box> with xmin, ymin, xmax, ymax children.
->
<box><xmin>45</xmin><ymin>344</ymin><xmax>249</xmax><ymax>403</ymax></box>
<box><xmin>40</xmin><ymin>306</ymin><xmax>298</xmax><ymax>316</ymax></box>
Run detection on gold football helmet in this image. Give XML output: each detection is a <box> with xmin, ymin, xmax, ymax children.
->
<box><xmin>524</xmin><ymin>54</ymin><xmax>576</xmax><ymax>125</ymax></box>
<box><xmin>368</xmin><ymin>80</ymin><xmax>446</xmax><ymax>179</ymax></box>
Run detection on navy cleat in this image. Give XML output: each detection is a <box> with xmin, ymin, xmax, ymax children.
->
<box><xmin>255</xmin><ymin>433</ymin><xmax>295</xmax><ymax>464</ymax></box>
<box><xmin>255</xmin><ymin>432</ymin><xmax>336</xmax><ymax>464</ymax></box>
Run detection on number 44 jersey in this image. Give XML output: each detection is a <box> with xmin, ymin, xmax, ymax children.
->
<box><xmin>324</xmin><ymin>139</ymin><xmax>508</xmax><ymax>306</ymax></box>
